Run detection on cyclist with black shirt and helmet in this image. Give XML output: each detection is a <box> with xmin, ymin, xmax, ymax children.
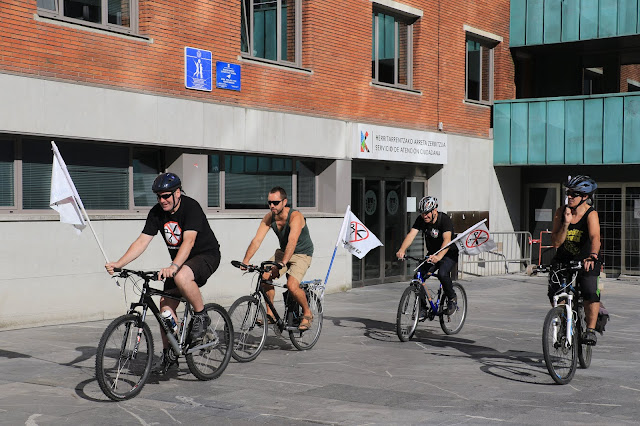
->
<box><xmin>550</xmin><ymin>175</ymin><xmax>601</xmax><ymax>346</ymax></box>
<box><xmin>396</xmin><ymin>196</ymin><xmax>459</xmax><ymax>315</ymax></box>
<box><xmin>105</xmin><ymin>172</ymin><xmax>221</xmax><ymax>373</ymax></box>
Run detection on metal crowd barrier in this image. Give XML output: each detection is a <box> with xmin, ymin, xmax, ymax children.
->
<box><xmin>457</xmin><ymin>231</ymin><xmax>532</xmax><ymax>278</ymax></box>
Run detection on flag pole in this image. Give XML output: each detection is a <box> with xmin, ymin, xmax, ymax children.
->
<box><xmin>320</xmin><ymin>205</ymin><xmax>351</xmax><ymax>299</ymax></box>
<box><xmin>51</xmin><ymin>141</ymin><xmax>110</xmax><ymax>263</ymax></box>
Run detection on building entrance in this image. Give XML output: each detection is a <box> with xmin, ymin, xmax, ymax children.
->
<box><xmin>352</xmin><ymin>178</ymin><xmax>426</xmax><ymax>286</ymax></box>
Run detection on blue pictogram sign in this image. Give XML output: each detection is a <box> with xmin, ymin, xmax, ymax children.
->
<box><xmin>185</xmin><ymin>47</ymin><xmax>212</xmax><ymax>92</ymax></box>
<box><xmin>216</xmin><ymin>62</ymin><xmax>241</xmax><ymax>91</ymax></box>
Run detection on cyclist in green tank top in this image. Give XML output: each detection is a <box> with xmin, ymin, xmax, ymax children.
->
<box><xmin>242</xmin><ymin>186</ymin><xmax>315</xmax><ymax>331</ymax></box>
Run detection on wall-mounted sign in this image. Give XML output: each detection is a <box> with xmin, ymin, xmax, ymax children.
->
<box><xmin>354</xmin><ymin>123</ymin><xmax>447</xmax><ymax>164</ymax></box>
<box><xmin>184</xmin><ymin>47</ymin><xmax>212</xmax><ymax>92</ymax></box>
<box><xmin>216</xmin><ymin>62</ymin><xmax>241</xmax><ymax>91</ymax></box>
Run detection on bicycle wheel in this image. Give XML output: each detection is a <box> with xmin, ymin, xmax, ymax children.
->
<box><xmin>396</xmin><ymin>286</ymin><xmax>420</xmax><ymax>342</ymax></box>
<box><xmin>95</xmin><ymin>314</ymin><xmax>154</xmax><ymax>401</ymax></box>
<box><xmin>542</xmin><ymin>306</ymin><xmax>577</xmax><ymax>385</ymax></box>
<box><xmin>577</xmin><ymin>304</ymin><xmax>592</xmax><ymax>369</ymax></box>
<box><xmin>289</xmin><ymin>290</ymin><xmax>323</xmax><ymax>351</ymax></box>
<box><xmin>185</xmin><ymin>303</ymin><xmax>233</xmax><ymax>381</ymax></box>
<box><xmin>228</xmin><ymin>295</ymin><xmax>268</xmax><ymax>362</ymax></box>
<box><xmin>440</xmin><ymin>283</ymin><xmax>467</xmax><ymax>335</ymax></box>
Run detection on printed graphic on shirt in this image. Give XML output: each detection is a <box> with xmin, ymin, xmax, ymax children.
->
<box><xmin>430</xmin><ymin>228</ymin><xmax>440</xmax><ymax>239</ymax></box>
<box><xmin>564</xmin><ymin>229</ymin><xmax>583</xmax><ymax>255</ymax></box>
<box><xmin>163</xmin><ymin>221</ymin><xmax>182</xmax><ymax>246</ymax></box>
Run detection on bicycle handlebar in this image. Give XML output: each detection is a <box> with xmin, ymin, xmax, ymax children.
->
<box><xmin>529</xmin><ymin>260</ymin><xmax>583</xmax><ymax>275</ymax></box>
<box><xmin>112</xmin><ymin>268</ymin><xmax>161</xmax><ymax>281</ymax></box>
<box><xmin>231</xmin><ymin>260</ymin><xmax>283</xmax><ymax>274</ymax></box>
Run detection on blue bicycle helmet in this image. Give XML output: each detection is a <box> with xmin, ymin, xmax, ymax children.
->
<box><xmin>564</xmin><ymin>175</ymin><xmax>597</xmax><ymax>196</ymax></box>
<box><xmin>152</xmin><ymin>173</ymin><xmax>181</xmax><ymax>193</ymax></box>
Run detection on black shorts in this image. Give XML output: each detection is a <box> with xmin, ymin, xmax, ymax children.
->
<box><xmin>164</xmin><ymin>252</ymin><xmax>220</xmax><ymax>291</ymax></box>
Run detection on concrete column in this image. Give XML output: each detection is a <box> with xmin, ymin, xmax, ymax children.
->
<box><xmin>318</xmin><ymin>159</ymin><xmax>351</xmax><ymax>214</ymax></box>
<box><xmin>167</xmin><ymin>153</ymin><xmax>209</xmax><ymax>208</ymax></box>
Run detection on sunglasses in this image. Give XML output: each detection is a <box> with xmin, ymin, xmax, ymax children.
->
<box><xmin>267</xmin><ymin>200</ymin><xmax>282</xmax><ymax>206</ymax></box>
<box><xmin>157</xmin><ymin>191</ymin><xmax>175</xmax><ymax>200</ymax></box>
<box><xmin>566</xmin><ymin>190</ymin><xmax>584</xmax><ymax>198</ymax></box>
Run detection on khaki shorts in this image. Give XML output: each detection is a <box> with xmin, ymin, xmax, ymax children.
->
<box><xmin>269</xmin><ymin>249</ymin><xmax>312</xmax><ymax>284</ymax></box>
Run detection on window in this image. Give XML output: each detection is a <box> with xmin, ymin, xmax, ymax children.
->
<box><xmin>241</xmin><ymin>0</ymin><xmax>301</xmax><ymax>65</ymax></box>
<box><xmin>133</xmin><ymin>149</ymin><xmax>161</xmax><ymax>207</ymax></box>
<box><xmin>22</xmin><ymin>140</ymin><xmax>129</xmax><ymax>210</ymax></box>
<box><xmin>466</xmin><ymin>36</ymin><xmax>496</xmax><ymax>104</ymax></box>
<box><xmin>372</xmin><ymin>9</ymin><xmax>415</xmax><ymax>88</ymax></box>
<box><xmin>37</xmin><ymin>0</ymin><xmax>138</xmax><ymax>34</ymax></box>
<box><xmin>208</xmin><ymin>155</ymin><xmax>221</xmax><ymax>208</ymax></box>
<box><xmin>0</xmin><ymin>140</ymin><xmax>14</xmax><ymax>207</ymax></box>
<box><xmin>225</xmin><ymin>154</ymin><xmax>292</xmax><ymax>209</ymax></box>
<box><xmin>296</xmin><ymin>160</ymin><xmax>316</xmax><ymax>208</ymax></box>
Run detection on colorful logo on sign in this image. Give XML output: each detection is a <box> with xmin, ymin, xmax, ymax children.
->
<box><xmin>360</xmin><ymin>130</ymin><xmax>370</xmax><ymax>153</ymax></box>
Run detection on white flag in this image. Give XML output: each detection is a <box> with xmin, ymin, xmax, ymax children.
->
<box><xmin>340</xmin><ymin>211</ymin><xmax>383</xmax><ymax>259</ymax></box>
<box><xmin>454</xmin><ymin>221</ymin><xmax>496</xmax><ymax>256</ymax></box>
<box><xmin>50</xmin><ymin>142</ymin><xmax>86</xmax><ymax>234</ymax></box>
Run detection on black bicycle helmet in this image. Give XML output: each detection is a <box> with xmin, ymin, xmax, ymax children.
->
<box><xmin>564</xmin><ymin>175</ymin><xmax>597</xmax><ymax>196</ymax></box>
<box><xmin>152</xmin><ymin>172</ymin><xmax>181</xmax><ymax>193</ymax></box>
<box><xmin>418</xmin><ymin>196</ymin><xmax>438</xmax><ymax>214</ymax></box>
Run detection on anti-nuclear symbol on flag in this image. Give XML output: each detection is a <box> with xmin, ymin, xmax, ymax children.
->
<box><xmin>163</xmin><ymin>221</ymin><xmax>182</xmax><ymax>246</ymax></box>
<box><xmin>349</xmin><ymin>221</ymin><xmax>369</xmax><ymax>242</ymax></box>
<box><xmin>465</xmin><ymin>229</ymin><xmax>489</xmax><ymax>248</ymax></box>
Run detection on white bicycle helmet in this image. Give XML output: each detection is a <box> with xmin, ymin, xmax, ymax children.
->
<box><xmin>418</xmin><ymin>196</ymin><xmax>438</xmax><ymax>214</ymax></box>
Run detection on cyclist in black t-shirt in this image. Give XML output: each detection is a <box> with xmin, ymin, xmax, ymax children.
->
<box><xmin>396</xmin><ymin>196</ymin><xmax>459</xmax><ymax>315</ymax></box>
<box><xmin>105</xmin><ymin>172</ymin><xmax>221</xmax><ymax>373</ymax></box>
<box><xmin>550</xmin><ymin>175</ymin><xmax>601</xmax><ymax>345</ymax></box>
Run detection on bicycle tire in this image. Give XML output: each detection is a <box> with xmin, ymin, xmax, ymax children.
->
<box><xmin>185</xmin><ymin>303</ymin><xmax>233</xmax><ymax>381</ymax></box>
<box><xmin>228</xmin><ymin>295</ymin><xmax>268</xmax><ymax>362</ymax></box>
<box><xmin>577</xmin><ymin>304</ymin><xmax>592</xmax><ymax>369</ymax></box>
<box><xmin>289</xmin><ymin>289</ymin><xmax>323</xmax><ymax>351</ymax></box>
<box><xmin>542</xmin><ymin>306</ymin><xmax>577</xmax><ymax>385</ymax></box>
<box><xmin>440</xmin><ymin>283</ymin><xmax>467</xmax><ymax>335</ymax></box>
<box><xmin>95</xmin><ymin>314</ymin><xmax>154</xmax><ymax>401</ymax></box>
<box><xmin>396</xmin><ymin>286</ymin><xmax>420</xmax><ymax>342</ymax></box>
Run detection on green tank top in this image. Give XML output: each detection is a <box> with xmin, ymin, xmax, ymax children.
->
<box><xmin>270</xmin><ymin>208</ymin><xmax>314</xmax><ymax>256</ymax></box>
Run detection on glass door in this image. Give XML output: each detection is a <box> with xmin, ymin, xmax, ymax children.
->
<box><xmin>405</xmin><ymin>181</ymin><xmax>425</xmax><ymax>275</ymax></box>
<box><xmin>384</xmin><ymin>180</ymin><xmax>403</xmax><ymax>279</ymax></box>
<box><xmin>364</xmin><ymin>180</ymin><xmax>382</xmax><ymax>280</ymax></box>
<box><xmin>351</xmin><ymin>179</ymin><xmax>364</xmax><ymax>284</ymax></box>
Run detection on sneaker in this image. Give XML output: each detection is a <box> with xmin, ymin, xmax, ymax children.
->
<box><xmin>190</xmin><ymin>312</ymin><xmax>211</xmax><ymax>342</ymax></box>
<box><xmin>583</xmin><ymin>328</ymin><xmax>597</xmax><ymax>346</ymax></box>
<box><xmin>445</xmin><ymin>296</ymin><xmax>457</xmax><ymax>315</ymax></box>
<box><xmin>152</xmin><ymin>348</ymin><xmax>178</xmax><ymax>375</ymax></box>
<box><xmin>418</xmin><ymin>307</ymin><xmax>428</xmax><ymax>321</ymax></box>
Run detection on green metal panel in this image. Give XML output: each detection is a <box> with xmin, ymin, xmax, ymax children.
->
<box><xmin>544</xmin><ymin>0</ymin><xmax>562</xmax><ymax>43</ymax></box>
<box><xmin>511</xmin><ymin>103</ymin><xmax>529</xmax><ymax>164</ymax></box>
<box><xmin>547</xmin><ymin>101</ymin><xmax>565</xmax><ymax>164</ymax></box>
<box><xmin>562</xmin><ymin>0</ymin><xmax>581</xmax><ymax>41</ymax></box>
<box><xmin>584</xmin><ymin>98</ymin><xmax>604</xmax><ymax>164</ymax></box>
<box><xmin>599</xmin><ymin>0</ymin><xmax>618</xmax><ymax>37</ymax></box>
<box><xmin>623</xmin><ymin>96</ymin><xmax>640</xmax><ymax>162</ymax></box>
<box><xmin>511</xmin><ymin>0</ymin><xmax>527</xmax><ymax>46</ymax></box>
<box><xmin>526</xmin><ymin>0</ymin><xmax>544</xmax><ymax>45</ymax></box>
<box><xmin>618</xmin><ymin>0</ymin><xmax>638</xmax><ymax>35</ymax></box>
<box><xmin>603</xmin><ymin>97</ymin><xmax>624</xmax><ymax>163</ymax></box>
<box><xmin>494</xmin><ymin>103</ymin><xmax>512</xmax><ymax>164</ymax></box>
<box><xmin>580</xmin><ymin>0</ymin><xmax>600</xmax><ymax>40</ymax></box>
<box><xmin>565</xmin><ymin>100</ymin><xmax>584</xmax><ymax>163</ymax></box>
<box><xmin>528</xmin><ymin>102</ymin><xmax>547</xmax><ymax>163</ymax></box>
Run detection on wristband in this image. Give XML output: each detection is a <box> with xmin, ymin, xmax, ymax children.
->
<box><xmin>170</xmin><ymin>262</ymin><xmax>181</xmax><ymax>269</ymax></box>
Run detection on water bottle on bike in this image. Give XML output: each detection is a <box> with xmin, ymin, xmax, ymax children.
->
<box><xmin>161</xmin><ymin>310</ymin><xmax>178</xmax><ymax>337</ymax></box>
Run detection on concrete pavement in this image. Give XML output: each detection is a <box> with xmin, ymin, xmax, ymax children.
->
<box><xmin>0</xmin><ymin>274</ymin><xmax>639</xmax><ymax>425</ymax></box>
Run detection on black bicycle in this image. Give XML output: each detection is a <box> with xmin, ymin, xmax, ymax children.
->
<box><xmin>396</xmin><ymin>255</ymin><xmax>468</xmax><ymax>341</ymax></box>
<box><xmin>95</xmin><ymin>268</ymin><xmax>233</xmax><ymax>401</ymax></box>
<box><xmin>532</xmin><ymin>261</ymin><xmax>592</xmax><ymax>384</ymax></box>
<box><xmin>228</xmin><ymin>260</ymin><xmax>323</xmax><ymax>361</ymax></box>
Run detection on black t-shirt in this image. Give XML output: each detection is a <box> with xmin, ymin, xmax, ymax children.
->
<box><xmin>412</xmin><ymin>212</ymin><xmax>458</xmax><ymax>259</ymax></box>
<box><xmin>142</xmin><ymin>195</ymin><xmax>220</xmax><ymax>260</ymax></box>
